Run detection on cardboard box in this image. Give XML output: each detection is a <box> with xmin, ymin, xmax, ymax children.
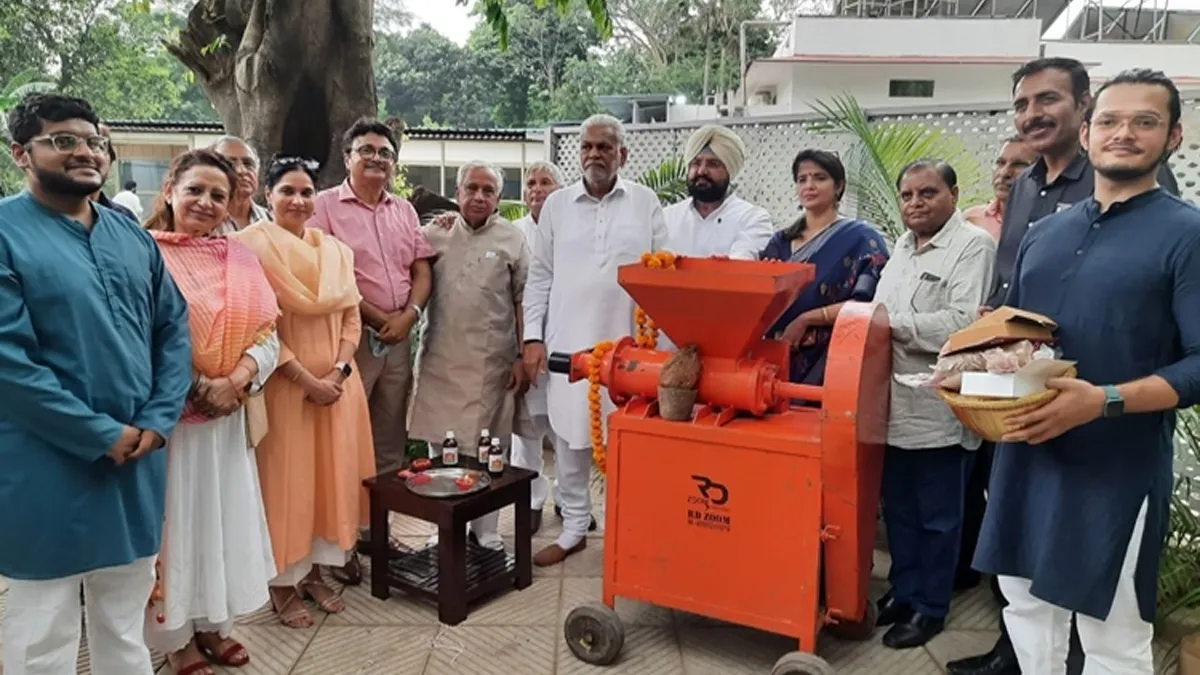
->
<box><xmin>959</xmin><ymin>359</ymin><xmax>1077</xmax><ymax>398</ymax></box>
<box><xmin>941</xmin><ymin>307</ymin><xmax>1057</xmax><ymax>357</ymax></box>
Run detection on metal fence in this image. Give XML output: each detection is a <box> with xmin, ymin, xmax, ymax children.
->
<box><xmin>546</xmin><ymin>99</ymin><xmax>1200</xmax><ymax>228</ymax></box>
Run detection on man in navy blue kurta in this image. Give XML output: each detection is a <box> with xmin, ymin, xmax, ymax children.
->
<box><xmin>974</xmin><ymin>70</ymin><xmax>1200</xmax><ymax>674</ymax></box>
<box><xmin>0</xmin><ymin>94</ymin><xmax>192</xmax><ymax>675</ymax></box>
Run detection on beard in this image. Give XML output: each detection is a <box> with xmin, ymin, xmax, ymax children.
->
<box><xmin>687</xmin><ymin>176</ymin><xmax>729</xmax><ymax>203</ymax></box>
<box><xmin>30</xmin><ymin>157</ymin><xmax>103</xmax><ymax>198</ymax></box>
<box><xmin>1093</xmin><ymin>144</ymin><xmax>1172</xmax><ymax>183</ymax></box>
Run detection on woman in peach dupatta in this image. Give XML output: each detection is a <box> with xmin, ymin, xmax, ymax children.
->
<box><xmin>143</xmin><ymin>150</ymin><xmax>282</xmax><ymax>675</ymax></box>
<box><xmin>232</xmin><ymin>157</ymin><xmax>375</xmax><ymax>629</ymax></box>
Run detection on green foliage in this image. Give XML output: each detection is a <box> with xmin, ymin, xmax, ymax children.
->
<box><xmin>1158</xmin><ymin>406</ymin><xmax>1200</xmax><ymax>625</ymax></box>
<box><xmin>0</xmin><ymin>69</ymin><xmax>57</xmax><ymax>195</ymax></box>
<box><xmin>499</xmin><ymin>200</ymin><xmax>530</xmax><ymax>220</ymax></box>
<box><xmin>637</xmin><ymin>157</ymin><xmax>688</xmax><ymax>205</ymax></box>
<box><xmin>809</xmin><ymin>94</ymin><xmax>989</xmax><ymax>241</ymax></box>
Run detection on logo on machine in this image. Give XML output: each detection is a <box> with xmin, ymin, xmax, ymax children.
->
<box><xmin>687</xmin><ymin>474</ymin><xmax>732</xmax><ymax>532</ymax></box>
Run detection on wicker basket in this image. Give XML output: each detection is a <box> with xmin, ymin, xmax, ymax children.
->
<box><xmin>935</xmin><ymin>366</ymin><xmax>1077</xmax><ymax>442</ymax></box>
<box><xmin>658</xmin><ymin>386</ymin><xmax>697</xmax><ymax>421</ymax></box>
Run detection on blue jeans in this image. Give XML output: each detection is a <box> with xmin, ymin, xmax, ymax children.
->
<box><xmin>881</xmin><ymin>444</ymin><xmax>974</xmax><ymax>619</ymax></box>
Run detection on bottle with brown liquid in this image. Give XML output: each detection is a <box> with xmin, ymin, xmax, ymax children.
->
<box><xmin>487</xmin><ymin>437</ymin><xmax>504</xmax><ymax>475</ymax></box>
<box><xmin>441</xmin><ymin>430</ymin><xmax>459</xmax><ymax>466</ymax></box>
<box><xmin>476</xmin><ymin>428</ymin><xmax>491</xmax><ymax>467</ymax></box>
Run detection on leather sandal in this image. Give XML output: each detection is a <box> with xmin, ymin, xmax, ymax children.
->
<box><xmin>195</xmin><ymin>632</ymin><xmax>250</xmax><ymax>667</ymax></box>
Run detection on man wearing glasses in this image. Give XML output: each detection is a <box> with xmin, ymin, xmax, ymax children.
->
<box><xmin>0</xmin><ymin>93</ymin><xmax>192</xmax><ymax>675</ymax></box>
<box><xmin>308</xmin><ymin>117</ymin><xmax>434</xmax><ymax>584</ymax></box>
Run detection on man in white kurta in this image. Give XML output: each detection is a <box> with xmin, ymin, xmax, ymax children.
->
<box><xmin>523</xmin><ymin>115</ymin><xmax>668</xmax><ymax>566</ymax></box>
<box><xmin>663</xmin><ymin>124</ymin><xmax>773</xmax><ymax>260</ymax></box>
<box><xmin>508</xmin><ymin>161</ymin><xmax>568</xmax><ymax>535</ymax></box>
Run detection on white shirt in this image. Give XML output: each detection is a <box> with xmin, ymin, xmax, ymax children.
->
<box><xmin>514</xmin><ymin>214</ymin><xmax>549</xmax><ymax>417</ymax></box>
<box><xmin>523</xmin><ymin>178</ymin><xmax>669</xmax><ymax>447</ymax></box>
<box><xmin>875</xmin><ymin>211</ymin><xmax>996</xmax><ymax>451</ymax></box>
<box><xmin>663</xmin><ymin>195</ymin><xmax>773</xmax><ymax>260</ymax></box>
<box><xmin>111</xmin><ymin>190</ymin><xmax>143</xmax><ymax>218</ymax></box>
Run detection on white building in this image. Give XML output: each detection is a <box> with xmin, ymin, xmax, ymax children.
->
<box><xmin>668</xmin><ymin>0</ymin><xmax>1200</xmax><ymax>120</ymax></box>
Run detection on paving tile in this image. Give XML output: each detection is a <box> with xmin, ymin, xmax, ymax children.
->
<box><xmin>923</xmin><ymin>629</ymin><xmax>1001</xmax><ymax>669</ymax></box>
<box><xmin>391</xmin><ymin>513</ymin><xmax>437</xmax><ymax>537</ymax></box>
<box><xmin>562</xmin><ymin>539</ymin><xmax>605</xmax><ymax>577</ymax></box>
<box><xmin>819</xmin><ymin>630</ymin><xmax>944</xmax><ymax>674</ymax></box>
<box><xmin>289</xmin><ymin>625</ymin><xmax>434</xmax><ymax>675</ymax></box>
<box><xmin>424</xmin><ymin>625</ymin><xmax>556</xmax><ymax>675</ymax></box>
<box><xmin>460</xmin><ymin>577</ymin><xmax>563</xmax><ymax>626</ymax></box>
<box><xmin>557</xmin><ymin>627</ymin><xmax>683</xmax><ymax>674</ymax></box>
<box><xmin>946</xmin><ymin>585</ymin><xmax>1001</xmax><ymax>631</ymax></box>
<box><xmin>677</xmin><ymin>624</ymin><xmax>801</xmax><ymax>674</ymax></box>
<box><xmin>184</xmin><ymin>624</ymin><xmax>315</xmax><ymax>675</ymax></box>
<box><xmin>326</xmin><ymin>577</ymin><xmax>440</xmax><ymax>626</ymax></box>
<box><xmin>561</xmin><ymin>578</ymin><xmax>674</xmax><ymax>627</ymax></box>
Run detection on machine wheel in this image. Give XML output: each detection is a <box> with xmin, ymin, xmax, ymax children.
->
<box><xmin>824</xmin><ymin>600</ymin><xmax>878</xmax><ymax>641</ymax></box>
<box><xmin>770</xmin><ymin>651</ymin><xmax>836</xmax><ymax>675</ymax></box>
<box><xmin>564</xmin><ymin>603</ymin><xmax>625</xmax><ymax>666</ymax></box>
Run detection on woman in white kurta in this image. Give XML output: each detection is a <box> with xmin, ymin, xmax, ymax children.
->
<box><xmin>143</xmin><ymin>149</ymin><xmax>282</xmax><ymax>675</ymax></box>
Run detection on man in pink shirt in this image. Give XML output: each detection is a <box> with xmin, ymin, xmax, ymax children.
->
<box><xmin>963</xmin><ymin>136</ymin><xmax>1038</xmax><ymax>242</ymax></box>
<box><xmin>309</xmin><ymin>117</ymin><xmax>434</xmax><ymax>484</ymax></box>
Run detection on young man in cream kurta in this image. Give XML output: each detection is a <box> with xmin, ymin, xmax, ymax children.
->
<box><xmin>409</xmin><ymin>162</ymin><xmax>530</xmax><ymax>550</ymax></box>
<box><xmin>523</xmin><ymin>115</ymin><xmax>669</xmax><ymax>567</ymax></box>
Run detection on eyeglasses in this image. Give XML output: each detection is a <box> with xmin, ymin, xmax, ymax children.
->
<box><xmin>351</xmin><ymin>145</ymin><xmax>396</xmax><ymax>161</ymax></box>
<box><xmin>1091</xmin><ymin>114</ymin><xmax>1165</xmax><ymax>133</ymax></box>
<box><xmin>275</xmin><ymin>156</ymin><xmax>320</xmax><ymax>171</ymax></box>
<box><xmin>28</xmin><ymin>133</ymin><xmax>110</xmax><ymax>155</ymax></box>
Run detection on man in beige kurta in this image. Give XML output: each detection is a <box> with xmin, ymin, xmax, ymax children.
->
<box><xmin>409</xmin><ymin>161</ymin><xmax>531</xmax><ymax>550</ymax></box>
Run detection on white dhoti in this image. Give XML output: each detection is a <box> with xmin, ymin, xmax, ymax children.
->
<box><xmin>2</xmin><ymin>556</ymin><xmax>157</xmax><ymax>675</ymax></box>
<box><xmin>553</xmin><ymin>434</ymin><xmax>595</xmax><ymax>550</ymax></box>
<box><xmin>1000</xmin><ymin>498</ymin><xmax>1153</xmax><ymax>675</ymax></box>
<box><xmin>511</xmin><ymin>413</ymin><xmax>558</xmax><ymax>510</ymax></box>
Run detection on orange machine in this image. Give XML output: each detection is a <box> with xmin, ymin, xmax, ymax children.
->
<box><xmin>552</xmin><ymin>256</ymin><xmax>891</xmax><ymax>675</ymax></box>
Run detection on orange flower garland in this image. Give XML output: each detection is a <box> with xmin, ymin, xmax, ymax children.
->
<box><xmin>589</xmin><ymin>250</ymin><xmax>678</xmax><ymax>474</ymax></box>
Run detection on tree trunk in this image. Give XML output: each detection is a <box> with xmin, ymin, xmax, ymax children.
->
<box><xmin>166</xmin><ymin>0</ymin><xmax>377</xmax><ymax>188</ymax></box>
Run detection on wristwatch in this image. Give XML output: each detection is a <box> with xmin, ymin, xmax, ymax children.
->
<box><xmin>1101</xmin><ymin>385</ymin><xmax>1124</xmax><ymax>418</ymax></box>
<box><xmin>334</xmin><ymin>361</ymin><xmax>353</xmax><ymax>378</ymax></box>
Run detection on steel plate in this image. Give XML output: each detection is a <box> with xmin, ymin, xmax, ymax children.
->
<box><xmin>405</xmin><ymin>467</ymin><xmax>491</xmax><ymax>498</ymax></box>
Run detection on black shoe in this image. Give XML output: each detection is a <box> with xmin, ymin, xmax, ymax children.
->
<box><xmin>882</xmin><ymin>613</ymin><xmax>944</xmax><ymax>649</ymax></box>
<box><xmin>946</xmin><ymin>649</ymin><xmax>1020</xmax><ymax>675</ymax></box>
<box><xmin>876</xmin><ymin>592</ymin><xmax>914</xmax><ymax>627</ymax></box>
<box><xmin>552</xmin><ymin>505</ymin><xmax>597</xmax><ymax>531</ymax></box>
<box><xmin>531</xmin><ymin>509</ymin><xmax>543</xmax><ymax>535</ymax></box>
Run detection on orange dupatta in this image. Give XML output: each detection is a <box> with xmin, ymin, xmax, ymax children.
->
<box><xmin>230</xmin><ymin>220</ymin><xmax>361</xmax><ymax>316</ymax></box>
<box><xmin>151</xmin><ymin>231</ymin><xmax>279</xmax><ymax>422</ymax></box>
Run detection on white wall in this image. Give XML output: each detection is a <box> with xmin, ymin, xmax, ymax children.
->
<box><xmin>784</xmin><ymin>63</ymin><xmax>1020</xmax><ymax>110</ymax></box>
<box><xmin>1043</xmin><ymin>41</ymin><xmax>1200</xmax><ymax>81</ymax></box>
<box><xmin>788</xmin><ymin>16</ymin><xmax>1043</xmax><ymax>59</ymax></box>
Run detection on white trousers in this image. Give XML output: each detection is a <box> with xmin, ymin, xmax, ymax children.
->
<box><xmin>511</xmin><ymin>414</ymin><xmax>558</xmax><ymax>510</ymax></box>
<box><xmin>553</xmin><ymin>434</ymin><xmax>594</xmax><ymax>550</ymax></box>
<box><xmin>2</xmin><ymin>555</ymin><xmax>157</xmax><ymax>675</ymax></box>
<box><xmin>1000</xmin><ymin>498</ymin><xmax>1153</xmax><ymax>675</ymax></box>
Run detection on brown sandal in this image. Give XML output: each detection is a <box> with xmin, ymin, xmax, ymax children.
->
<box><xmin>299</xmin><ymin>579</ymin><xmax>346</xmax><ymax>614</ymax></box>
<box><xmin>330</xmin><ymin>554</ymin><xmax>363</xmax><ymax>586</ymax></box>
<box><xmin>167</xmin><ymin>642</ymin><xmax>214</xmax><ymax>675</ymax></box>
<box><xmin>195</xmin><ymin>631</ymin><xmax>250</xmax><ymax>667</ymax></box>
<box><xmin>270</xmin><ymin>587</ymin><xmax>313</xmax><ymax>628</ymax></box>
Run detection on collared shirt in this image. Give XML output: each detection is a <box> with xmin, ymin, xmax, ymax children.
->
<box><xmin>977</xmin><ymin>189</ymin><xmax>1200</xmax><ymax>622</ymax></box>
<box><xmin>215</xmin><ymin>201</ymin><xmax>270</xmax><ymax>236</ymax></box>
<box><xmin>962</xmin><ymin>199</ymin><xmax>1003</xmax><ymax>242</ymax></box>
<box><xmin>111</xmin><ymin>190</ymin><xmax>144</xmax><ymax>219</ymax></box>
<box><xmin>875</xmin><ymin>211</ymin><xmax>996</xmax><ymax>450</ymax></box>
<box><xmin>309</xmin><ymin>180</ymin><xmax>434</xmax><ymax>313</ymax></box>
<box><xmin>988</xmin><ymin>152</ymin><xmax>1179</xmax><ymax>307</ymax></box>
<box><xmin>662</xmin><ymin>195</ymin><xmax>774</xmax><ymax>259</ymax></box>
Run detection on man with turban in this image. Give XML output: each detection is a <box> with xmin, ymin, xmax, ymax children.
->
<box><xmin>663</xmin><ymin>124</ymin><xmax>773</xmax><ymax>260</ymax></box>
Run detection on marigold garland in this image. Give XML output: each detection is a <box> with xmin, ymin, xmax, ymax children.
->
<box><xmin>589</xmin><ymin>250</ymin><xmax>678</xmax><ymax>474</ymax></box>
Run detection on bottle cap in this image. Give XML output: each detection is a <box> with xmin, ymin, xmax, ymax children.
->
<box><xmin>481</xmin><ymin>428</ymin><xmax>490</xmax><ymax>435</ymax></box>
<box><xmin>491</xmin><ymin>437</ymin><xmax>501</xmax><ymax>446</ymax></box>
<box><xmin>446</xmin><ymin>430</ymin><xmax>456</xmax><ymax>438</ymax></box>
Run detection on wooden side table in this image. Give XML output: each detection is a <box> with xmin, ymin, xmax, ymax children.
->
<box><xmin>363</xmin><ymin>463</ymin><xmax>535</xmax><ymax>625</ymax></box>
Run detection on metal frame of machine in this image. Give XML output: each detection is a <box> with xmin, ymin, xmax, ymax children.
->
<box><xmin>552</xmin><ymin>257</ymin><xmax>892</xmax><ymax>675</ymax></box>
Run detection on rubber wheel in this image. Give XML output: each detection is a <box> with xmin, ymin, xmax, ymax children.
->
<box><xmin>770</xmin><ymin>651</ymin><xmax>836</xmax><ymax>675</ymax></box>
<box><xmin>824</xmin><ymin>599</ymin><xmax>878</xmax><ymax>641</ymax></box>
<box><xmin>564</xmin><ymin>603</ymin><xmax>625</xmax><ymax>666</ymax></box>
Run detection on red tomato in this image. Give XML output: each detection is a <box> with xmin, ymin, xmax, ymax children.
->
<box><xmin>455</xmin><ymin>476</ymin><xmax>475</xmax><ymax>490</ymax></box>
<box><xmin>410</xmin><ymin>473</ymin><xmax>432</xmax><ymax>486</ymax></box>
<box><xmin>412</xmin><ymin>458</ymin><xmax>432</xmax><ymax>472</ymax></box>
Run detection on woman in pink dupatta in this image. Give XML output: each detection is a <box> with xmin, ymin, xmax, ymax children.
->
<box><xmin>143</xmin><ymin>150</ymin><xmax>281</xmax><ymax>675</ymax></box>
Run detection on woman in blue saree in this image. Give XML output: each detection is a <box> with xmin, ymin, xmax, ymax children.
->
<box><xmin>761</xmin><ymin>149</ymin><xmax>890</xmax><ymax>385</ymax></box>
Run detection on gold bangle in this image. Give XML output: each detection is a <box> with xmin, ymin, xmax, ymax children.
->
<box><xmin>821</xmin><ymin>305</ymin><xmax>830</xmax><ymax>323</ymax></box>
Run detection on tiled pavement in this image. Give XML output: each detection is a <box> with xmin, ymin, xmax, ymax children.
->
<box><xmin>0</xmin><ymin>454</ymin><xmax>1178</xmax><ymax>674</ymax></box>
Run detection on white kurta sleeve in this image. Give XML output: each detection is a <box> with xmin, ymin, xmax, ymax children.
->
<box><xmin>245</xmin><ymin>330</ymin><xmax>281</xmax><ymax>393</ymax></box>
<box><xmin>522</xmin><ymin>204</ymin><xmax>554</xmax><ymax>342</ymax></box>
<box><xmin>729</xmin><ymin>205</ymin><xmax>775</xmax><ymax>260</ymax></box>
<box><xmin>649</xmin><ymin>199</ymin><xmax>669</xmax><ymax>252</ymax></box>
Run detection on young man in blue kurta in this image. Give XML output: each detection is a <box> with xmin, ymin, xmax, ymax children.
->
<box><xmin>974</xmin><ymin>69</ymin><xmax>1200</xmax><ymax>674</ymax></box>
<box><xmin>0</xmin><ymin>94</ymin><xmax>192</xmax><ymax>675</ymax></box>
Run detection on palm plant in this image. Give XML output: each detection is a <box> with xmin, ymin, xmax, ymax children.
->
<box><xmin>1159</xmin><ymin>407</ymin><xmax>1200</xmax><ymax>622</ymax></box>
<box><xmin>498</xmin><ymin>200</ymin><xmax>529</xmax><ymax>220</ymax></box>
<box><xmin>809</xmin><ymin>94</ymin><xmax>989</xmax><ymax>241</ymax></box>
<box><xmin>638</xmin><ymin>157</ymin><xmax>688</xmax><ymax>206</ymax></box>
